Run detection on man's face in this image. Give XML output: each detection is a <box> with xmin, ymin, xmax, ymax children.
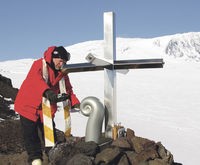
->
<box><xmin>52</xmin><ymin>58</ymin><xmax>66</xmax><ymax>70</ymax></box>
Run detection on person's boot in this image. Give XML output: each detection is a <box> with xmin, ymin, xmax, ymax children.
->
<box><xmin>32</xmin><ymin>159</ymin><xmax>42</xmax><ymax>165</ymax></box>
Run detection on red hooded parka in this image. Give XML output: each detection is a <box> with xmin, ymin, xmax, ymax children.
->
<box><xmin>14</xmin><ymin>46</ymin><xmax>80</xmax><ymax>122</ymax></box>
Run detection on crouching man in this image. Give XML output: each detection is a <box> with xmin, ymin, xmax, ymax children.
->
<box><xmin>14</xmin><ymin>46</ymin><xmax>80</xmax><ymax>165</ymax></box>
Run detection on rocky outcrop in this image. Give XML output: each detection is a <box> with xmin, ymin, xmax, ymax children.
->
<box><xmin>0</xmin><ymin>74</ymin><xmax>182</xmax><ymax>165</ymax></box>
<box><xmin>0</xmin><ymin>74</ymin><xmax>18</xmax><ymax>100</ymax></box>
<box><xmin>0</xmin><ymin>74</ymin><xmax>18</xmax><ymax>120</ymax></box>
<box><xmin>48</xmin><ymin>128</ymin><xmax>181</xmax><ymax>165</ymax></box>
<box><xmin>0</xmin><ymin>119</ymin><xmax>182</xmax><ymax>165</ymax></box>
<box><xmin>165</xmin><ymin>32</ymin><xmax>200</xmax><ymax>61</ymax></box>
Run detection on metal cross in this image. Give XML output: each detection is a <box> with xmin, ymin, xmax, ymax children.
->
<box><xmin>66</xmin><ymin>12</ymin><xmax>164</xmax><ymax>138</ymax></box>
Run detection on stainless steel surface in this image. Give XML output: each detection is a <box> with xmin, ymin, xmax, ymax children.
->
<box><xmin>104</xmin><ymin>12</ymin><xmax>117</xmax><ymax>138</ymax></box>
<box><xmin>80</xmin><ymin>96</ymin><xmax>105</xmax><ymax>143</ymax></box>
<box><xmin>65</xmin><ymin>58</ymin><xmax>164</xmax><ymax>73</ymax></box>
<box><xmin>86</xmin><ymin>53</ymin><xmax>111</xmax><ymax>66</ymax></box>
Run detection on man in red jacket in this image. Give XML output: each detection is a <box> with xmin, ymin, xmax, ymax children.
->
<box><xmin>14</xmin><ymin>46</ymin><xmax>80</xmax><ymax>165</ymax></box>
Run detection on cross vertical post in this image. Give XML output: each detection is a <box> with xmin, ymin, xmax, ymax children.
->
<box><xmin>64</xmin><ymin>11</ymin><xmax>164</xmax><ymax>141</ymax></box>
<box><xmin>104</xmin><ymin>12</ymin><xmax>117</xmax><ymax>138</ymax></box>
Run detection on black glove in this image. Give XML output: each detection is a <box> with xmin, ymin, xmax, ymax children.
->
<box><xmin>43</xmin><ymin>90</ymin><xmax>69</xmax><ymax>103</ymax></box>
<box><xmin>56</xmin><ymin>93</ymin><xmax>69</xmax><ymax>102</ymax></box>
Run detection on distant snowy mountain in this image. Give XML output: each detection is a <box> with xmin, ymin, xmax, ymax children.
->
<box><xmin>163</xmin><ymin>32</ymin><xmax>200</xmax><ymax>61</ymax></box>
<box><xmin>66</xmin><ymin>32</ymin><xmax>200</xmax><ymax>63</ymax></box>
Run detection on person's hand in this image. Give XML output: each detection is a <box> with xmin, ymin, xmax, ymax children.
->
<box><xmin>72</xmin><ymin>103</ymin><xmax>80</xmax><ymax>109</ymax></box>
<box><xmin>71</xmin><ymin>103</ymin><xmax>80</xmax><ymax>112</ymax></box>
<box><xmin>43</xmin><ymin>90</ymin><xmax>57</xmax><ymax>103</ymax></box>
<box><xmin>43</xmin><ymin>90</ymin><xmax>69</xmax><ymax>103</ymax></box>
<box><xmin>60</xmin><ymin>64</ymin><xmax>68</xmax><ymax>75</ymax></box>
<box><xmin>61</xmin><ymin>68</ymin><xmax>68</xmax><ymax>75</ymax></box>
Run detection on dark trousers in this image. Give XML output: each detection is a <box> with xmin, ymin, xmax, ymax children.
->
<box><xmin>20</xmin><ymin>115</ymin><xmax>57</xmax><ymax>163</ymax></box>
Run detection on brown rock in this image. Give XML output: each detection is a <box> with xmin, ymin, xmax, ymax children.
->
<box><xmin>0</xmin><ymin>120</ymin><xmax>25</xmax><ymax>154</ymax></box>
<box><xmin>125</xmin><ymin>151</ymin><xmax>137</xmax><ymax>164</ymax></box>
<box><xmin>149</xmin><ymin>158</ymin><xmax>170</xmax><ymax>165</ymax></box>
<box><xmin>126</xmin><ymin>128</ymin><xmax>135</xmax><ymax>140</ymax></box>
<box><xmin>74</xmin><ymin>141</ymin><xmax>100</xmax><ymax>156</ymax></box>
<box><xmin>156</xmin><ymin>142</ymin><xmax>174</xmax><ymax>164</ymax></box>
<box><xmin>130</xmin><ymin>136</ymin><xmax>155</xmax><ymax>153</ymax></box>
<box><xmin>67</xmin><ymin>153</ymin><xmax>94</xmax><ymax>165</ymax></box>
<box><xmin>95</xmin><ymin>147</ymin><xmax>121</xmax><ymax>164</ymax></box>
<box><xmin>118</xmin><ymin>154</ymin><xmax>130</xmax><ymax>165</ymax></box>
<box><xmin>111</xmin><ymin>137</ymin><xmax>131</xmax><ymax>149</ymax></box>
<box><xmin>132</xmin><ymin>147</ymin><xmax>159</xmax><ymax>164</ymax></box>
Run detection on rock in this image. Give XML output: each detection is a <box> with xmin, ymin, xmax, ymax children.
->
<box><xmin>95</xmin><ymin>147</ymin><xmax>121</xmax><ymax>164</ymax></box>
<box><xmin>0</xmin><ymin>74</ymin><xmax>18</xmax><ymax>100</ymax></box>
<box><xmin>74</xmin><ymin>141</ymin><xmax>100</xmax><ymax>156</ymax></box>
<box><xmin>48</xmin><ymin>142</ymin><xmax>74</xmax><ymax>165</ymax></box>
<box><xmin>67</xmin><ymin>153</ymin><xmax>94</xmax><ymax>165</ymax></box>
<box><xmin>117</xmin><ymin>154</ymin><xmax>130</xmax><ymax>165</ymax></box>
<box><xmin>132</xmin><ymin>146</ymin><xmax>159</xmax><ymax>164</ymax></box>
<box><xmin>0</xmin><ymin>151</ymin><xmax>29</xmax><ymax>165</ymax></box>
<box><xmin>130</xmin><ymin>136</ymin><xmax>155</xmax><ymax>153</ymax></box>
<box><xmin>0</xmin><ymin>120</ymin><xmax>25</xmax><ymax>154</ymax></box>
<box><xmin>156</xmin><ymin>142</ymin><xmax>174</xmax><ymax>164</ymax></box>
<box><xmin>125</xmin><ymin>151</ymin><xmax>137</xmax><ymax>164</ymax></box>
<box><xmin>111</xmin><ymin>137</ymin><xmax>131</xmax><ymax>149</ymax></box>
<box><xmin>0</xmin><ymin>74</ymin><xmax>18</xmax><ymax>120</ymax></box>
<box><xmin>126</xmin><ymin>128</ymin><xmax>135</xmax><ymax>140</ymax></box>
<box><xmin>0</xmin><ymin>74</ymin><xmax>13</xmax><ymax>87</ymax></box>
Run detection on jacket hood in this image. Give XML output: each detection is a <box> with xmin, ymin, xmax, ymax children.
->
<box><xmin>44</xmin><ymin>46</ymin><xmax>56</xmax><ymax>64</ymax></box>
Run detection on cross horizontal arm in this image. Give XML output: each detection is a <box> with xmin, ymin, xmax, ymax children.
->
<box><xmin>66</xmin><ymin>58</ymin><xmax>164</xmax><ymax>73</ymax></box>
<box><xmin>114</xmin><ymin>59</ymin><xmax>164</xmax><ymax>69</ymax></box>
<box><xmin>66</xmin><ymin>62</ymin><xmax>109</xmax><ymax>73</ymax></box>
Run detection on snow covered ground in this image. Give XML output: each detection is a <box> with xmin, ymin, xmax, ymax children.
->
<box><xmin>0</xmin><ymin>34</ymin><xmax>200</xmax><ymax>164</ymax></box>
